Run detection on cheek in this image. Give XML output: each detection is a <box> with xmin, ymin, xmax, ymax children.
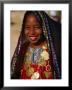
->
<box><xmin>24</xmin><ymin>30</ymin><xmax>29</xmax><ymax>36</ymax></box>
<box><xmin>35</xmin><ymin>29</ymin><xmax>42</xmax><ymax>35</ymax></box>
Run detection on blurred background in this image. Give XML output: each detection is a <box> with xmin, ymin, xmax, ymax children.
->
<box><xmin>10</xmin><ymin>11</ymin><xmax>61</xmax><ymax>60</ymax></box>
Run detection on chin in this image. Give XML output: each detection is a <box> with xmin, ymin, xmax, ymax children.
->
<box><xmin>30</xmin><ymin>41</ymin><xmax>38</xmax><ymax>44</ymax></box>
<box><xmin>28</xmin><ymin>39</ymin><xmax>39</xmax><ymax>44</ymax></box>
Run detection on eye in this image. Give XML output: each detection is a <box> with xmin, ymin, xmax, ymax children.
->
<box><xmin>25</xmin><ymin>26</ymin><xmax>30</xmax><ymax>29</ymax></box>
<box><xmin>34</xmin><ymin>26</ymin><xmax>41</xmax><ymax>29</ymax></box>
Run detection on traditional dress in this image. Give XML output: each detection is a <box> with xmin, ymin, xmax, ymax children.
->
<box><xmin>20</xmin><ymin>42</ymin><xmax>53</xmax><ymax>79</ymax></box>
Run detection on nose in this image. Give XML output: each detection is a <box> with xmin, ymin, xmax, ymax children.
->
<box><xmin>30</xmin><ymin>27</ymin><xmax>35</xmax><ymax>35</ymax></box>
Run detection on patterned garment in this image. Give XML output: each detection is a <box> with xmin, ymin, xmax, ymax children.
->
<box><xmin>20</xmin><ymin>42</ymin><xmax>53</xmax><ymax>79</ymax></box>
<box><xmin>24</xmin><ymin>47</ymin><xmax>43</xmax><ymax>64</ymax></box>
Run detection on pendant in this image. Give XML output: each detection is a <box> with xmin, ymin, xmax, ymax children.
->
<box><xmin>31</xmin><ymin>72</ymin><xmax>40</xmax><ymax>79</ymax></box>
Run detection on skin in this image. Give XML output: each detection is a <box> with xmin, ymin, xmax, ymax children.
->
<box><xmin>24</xmin><ymin>14</ymin><xmax>43</xmax><ymax>47</ymax></box>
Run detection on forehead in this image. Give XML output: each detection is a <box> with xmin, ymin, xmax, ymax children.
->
<box><xmin>24</xmin><ymin>14</ymin><xmax>41</xmax><ymax>26</ymax></box>
<box><xmin>25</xmin><ymin>14</ymin><xmax>38</xmax><ymax>22</ymax></box>
<box><xmin>26</xmin><ymin>14</ymin><xmax>37</xmax><ymax>21</ymax></box>
<box><xmin>24</xmin><ymin>12</ymin><xmax>42</xmax><ymax>27</ymax></box>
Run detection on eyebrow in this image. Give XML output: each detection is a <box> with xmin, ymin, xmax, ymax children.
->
<box><xmin>25</xmin><ymin>23</ymin><xmax>41</xmax><ymax>26</ymax></box>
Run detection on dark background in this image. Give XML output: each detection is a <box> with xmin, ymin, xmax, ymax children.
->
<box><xmin>0</xmin><ymin>0</ymin><xmax>70</xmax><ymax>3</ymax></box>
<box><xmin>0</xmin><ymin>0</ymin><xmax>71</xmax><ymax>89</ymax></box>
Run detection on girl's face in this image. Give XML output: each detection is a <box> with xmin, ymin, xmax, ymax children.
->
<box><xmin>24</xmin><ymin>14</ymin><xmax>42</xmax><ymax>44</ymax></box>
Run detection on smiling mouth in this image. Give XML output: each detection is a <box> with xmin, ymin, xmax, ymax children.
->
<box><xmin>29</xmin><ymin>36</ymin><xmax>37</xmax><ymax>41</ymax></box>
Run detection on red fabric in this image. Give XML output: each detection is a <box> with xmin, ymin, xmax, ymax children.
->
<box><xmin>20</xmin><ymin>60</ymin><xmax>53</xmax><ymax>79</ymax></box>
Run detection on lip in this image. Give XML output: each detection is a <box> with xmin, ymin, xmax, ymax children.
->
<box><xmin>29</xmin><ymin>36</ymin><xmax>37</xmax><ymax>40</ymax></box>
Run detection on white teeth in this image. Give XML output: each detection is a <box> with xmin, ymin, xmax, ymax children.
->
<box><xmin>30</xmin><ymin>37</ymin><xmax>36</xmax><ymax>40</ymax></box>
